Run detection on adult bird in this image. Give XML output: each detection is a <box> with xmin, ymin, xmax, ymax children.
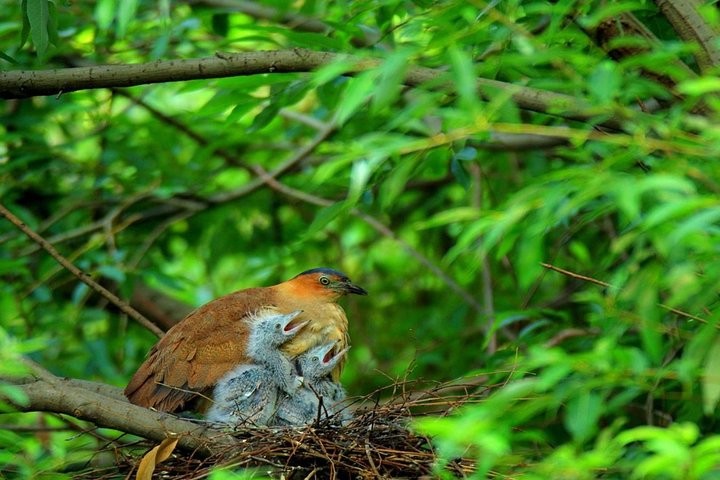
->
<box><xmin>124</xmin><ymin>267</ymin><xmax>367</xmax><ymax>412</ymax></box>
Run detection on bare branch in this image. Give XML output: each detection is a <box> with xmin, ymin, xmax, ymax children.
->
<box><xmin>0</xmin><ymin>49</ymin><xmax>631</xmax><ymax>130</ymax></box>
<box><xmin>2</xmin><ymin>364</ymin><xmax>235</xmax><ymax>455</ymax></box>
<box><xmin>655</xmin><ymin>0</ymin><xmax>720</xmax><ymax>71</ymax></box>
<box><xmin>541</xmin><ymin>262</ymin><xmax>713</xmax><ymax>326</ymax></box>
<box><xmin>0</xmin><ymin>202</ymin><xmax>164</xmax><ymax>338</ymax></box>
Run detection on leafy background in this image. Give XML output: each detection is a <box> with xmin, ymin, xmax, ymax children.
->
<box><xmin>2</xmin><ymin>0</ymin><xmax>720</xmax><ymax>478</ymax></box>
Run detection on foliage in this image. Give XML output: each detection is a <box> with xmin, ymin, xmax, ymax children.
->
<box><xmin>1</xmin><ymin>0</ymin><xmax>720</xmax><ymax>477</ymax></box>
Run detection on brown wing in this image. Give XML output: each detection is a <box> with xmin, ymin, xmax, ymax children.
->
<box><xmin>124</xmin><ymin>287</ymin><xmax>276</xmax><ymax>412</ymax></box>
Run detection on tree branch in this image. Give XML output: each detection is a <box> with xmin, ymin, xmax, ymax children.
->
<box><xmin>655</xmin><ymin>0</ymin><xmax>720</xmax><ymax>72</ymax></box>
<box><xmin>2</xmin><ymin>363</ymin><xmax>235</xmax><ymax>455</ymax></box>
<box><xmin>0</xmin><ymin>49</ymin><xmax>631</xmax><ymax>130</ymax></box>
<box><xmin>0</xmin><ymin>202</ymin><xmax>164</xmax><ymax>338</ymax></box>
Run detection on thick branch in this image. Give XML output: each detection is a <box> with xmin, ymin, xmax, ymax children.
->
<box><xmin>655</xmin><ymin>0</ymin><xmax>720</xmax><ymax>71</ymax></box>
<box><xmin>2</xmin><ymin>371</ymin><xmax>236</xmax><ymax>455</ymax></box>
<box><xmin>0</xmin><ymin>49</ymin><xmax>629</xmax><ymax>130</ymax></box>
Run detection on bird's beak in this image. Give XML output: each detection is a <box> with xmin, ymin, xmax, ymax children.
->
<box><xmin>344</xmin><ymin>281</ymin><xmax>367</xmax><ymax>296</ymax></box>
<box><xmin>284</xmin><ymin>320</ymin><xmax>309</xmax><ymax>335</ymax></box>
<box><xmin>323</xmin><ymin>344</ymin><xmax>350</xmax><ymax>366</ymax></box>
<box><xmin>281</xmin><ymin>310</ymin><xmax>307</xmax><ymax>334</ymax></box>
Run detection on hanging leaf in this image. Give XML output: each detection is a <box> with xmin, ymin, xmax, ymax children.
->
<box><xmin>20</xmin><ymin>0</ymin><xmax>30</xmax><ymax>48</ymax></box>
<box><xmin>248</xmin><ymin>104</ymin><xmax>280</xmax><ymax>133</ymax></box>
<box><xmin>0</xmin><ymin>51</ymin><xmax>18</xmax><ymax>64</ymax></box>
<box><xmin>26</xmin><ymin>0</ymin><xmax>50</xmax><ymax>56</ymax></box>
<box><xmin>334</xmin><ymin>70</ymin><xmax>379</xmax><ymax>125</ymax></box>
<box><xmin>94</xmin><ymin>0</ymin><xmax>116</xmax><ymax>32</ymax></box>
<box><xmin>136</xmin><ymin>437</ymin><xmax>179</xmax><ymax>480</ymax></box>
<box><xmin>116</xmin><ymin>0</ymin><xmax>138</xmax><ymax>38</ymax></box>
<box><xmin>304</xmin><ymin>201</ymin><xmax>351</xmax><ymax>239</ymax></box>
<box><xmin>703</xmin><ymin>336</ymin><xmax>720</xmax><ymax>415</ymax></box>
<box><xmin>211</xmin><ymin>13</ymin><xmax>229</xmax><ymax>37</ymax></box>
<box><xmin>564</xmin><ymin>391</ymin><xmax>603</xmax><ymax>443</ymax></box>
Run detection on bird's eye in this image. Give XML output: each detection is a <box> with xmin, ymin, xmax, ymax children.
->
<box><xmin>319</xmin><ymin>276</ymin><xmax>330</xmax><ymax>286</ymax></box>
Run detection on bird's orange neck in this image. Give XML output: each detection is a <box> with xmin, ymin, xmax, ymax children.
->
<box><xmin>273</xmin><ymin>277</ymin><xmax>341</xmax><ymax>303</ymax></box>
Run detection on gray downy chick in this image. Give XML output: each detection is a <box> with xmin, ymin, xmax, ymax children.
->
<box><xmin>272</xmin><ymin>341</ymin><xmax>349</xmax><ymax>426</ymax></box>
<box><xmin>206</xmin><ymin>309</ymin><xmax>306</xmax><ymax>425</ymax></box>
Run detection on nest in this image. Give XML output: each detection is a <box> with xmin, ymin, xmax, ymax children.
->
<box><xmin>79</xmin><ymin>379</ymin><xmax>484</xmax><ymax>479</ymax></box>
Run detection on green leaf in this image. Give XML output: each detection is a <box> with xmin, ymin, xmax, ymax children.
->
<box><xmin>371</xmin><ymin>48</ymin><xmax>411</xmax><ymax>113</ymax></box>
<box><xmin>305</xmin><ymin>201</ymin><xmax>351</xmax><ymax>239</ymax></box>
<box><xmin>565</xmin><ymin>391</ymin><xmax>602</xmax><ymax>443</ymax></box>
<box><xmin>416</xmin><ymin>207</ymin><xmax>481</xmax><ymax>230</ymax></box>
<box><xmin>47</xmin><ymin>0</ymin><xmax>58</xmax><ymax>45</ymax></box>
<box><xmin>0</xmin><ymin>51</ymin><xmax>18</xmax><ymax>64</ymax></box>
<box><xmin>666</xmin><ymin>207</ymin><xmax>720</xmax><ymax>251</ymax></box>
<box><xmin>116</xmin><ymin>0</ymin><xmax>138</xmax><ymax>38</ymax></box>
<box><xmin>20</xmin><ymin>0</ymin><xmax>30</xmax><ymax>48</ymax></box>
<box><xmin>347</xmin><ymin>158</ymin><xmax>373</xmax><ymax>205</ymax></box>
<box><xmin>27</xmin><ymin>0</ymin><xmax>50</xmax><ymax>56</ymax></box>
<box><xmin>677</xmin><ymin>77</ymin><xmax>720</xmax><ymax>95</ymax></box>
<box><xmin>211</xmin><ymin>13</ymin><xmax>229</xmax><ymax>37</ymax></box>
<box><xmin>588</xmin><ymin>61</ymin><xmax>621</xmax><ymax>103</ymax></box>
<box><xmin>636</xmin><ymin>276</ymin><xmax>663</xmax><ymax>365</ymax></box>
<box><xmin>516</xmin><ymin>233</ymin><xmax>543</xmax><ymax>290</ymax></box>
<box><xmin>380</xmin><ymin>156</ymin><xmax>417</xmax><ymax>211</ymax></box>
<box><xmin>0</xmin><ymin>384</ymin><xmax>29</xmax><ymax>408</ymax></box>
<box><xmin>248</xmin><ymin>104</ymin><xmax>280</xmax><ymax>132</ymax></box>
<box><xmin>334</xmin><ymin>70</ymin><xmax>379</xmax><ymax>125</ymax></box>
<box><xmin>448</xmin><ymin>46</ymin><xmax>479</xmax><ymax>111</ymax></box>
<box><xmin>94</xmin><ymin>0</ymin><xmax>116</xmax><ymax>32</ymax></box>
<box><xmin>703</xmin><ymin>336</ymin><xmax>720</xmax><ymax>415</ymax></box>
<box><xmin>312</xmin><ymin>59</ymin><xmax>355</xmax><ymax>87</ymax></box>
<box><xmin>450</xmin><ymin>156</ymin><xmax>470</xmax><ymax>189</ymax></box>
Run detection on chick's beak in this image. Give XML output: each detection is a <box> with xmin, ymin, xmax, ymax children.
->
<box><xmin>344</xmin><ymin>281</ymin><xmax>367</xmax><ymax>296</ymax></box>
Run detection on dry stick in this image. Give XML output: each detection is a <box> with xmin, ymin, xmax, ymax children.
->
<box><xmin>540</xmin><ymin>262</ymin><xmax>711</xmax><ymax>325</ymax></box>
<box><xmin>0</xmin><ymin>203</ymin><xmax>164</xmax><ymax>338</ymax></box>
<box><xmin>470</xmin><ymin>162</ymin><xmax>497</xmax><ymax>352</ymax></box>
<box><xmin>540</xmin><ymin>262</ymin><xmax>611</xmax><ymax>288</ymax></box>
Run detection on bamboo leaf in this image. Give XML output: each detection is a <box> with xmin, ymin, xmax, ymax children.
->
<box><xmin>26</xmin><ymin>0</ymin><xmax>49</xmax><ymax>56</ymax></box>
<box><xmin>703</xmin><ymin>336</ymin><xmax>720</xmax><ymax>415</ymax></box>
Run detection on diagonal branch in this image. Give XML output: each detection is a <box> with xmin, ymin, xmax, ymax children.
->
<box><xmin>540</xmin><ymin>261</ymin><xmax>713</xmax><ymax>326</ymax></box>
<box><xmin>0</xmin><ymin>202</ymin><xmax>164</xmax><ymax>337</ymax></box>
<box><xmin>655</xmin><ymin>0</ymin><xmax>720</xmax><ymax>72</ymax></box>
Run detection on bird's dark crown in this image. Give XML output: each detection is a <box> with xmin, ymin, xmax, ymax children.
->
<box><xmin>296</xmin><ymin>267</ymin><xmax>349</xmax><ymax>281</ymax></box>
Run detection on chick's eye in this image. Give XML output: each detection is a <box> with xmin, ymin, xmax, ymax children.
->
<box><xmin>319</xmin><ymin>276</ymin><xmax>330</xmax><ymax>286</ymax></box>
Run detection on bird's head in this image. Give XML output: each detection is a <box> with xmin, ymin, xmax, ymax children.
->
<box><xmin>296</xmin><ymin>341</ymin><xmax>349</xmax><ymax>379</ymax></box>
<box><xmin>247</xmin><ymin>310</ymin><xmax>308</xmax><ymax>355</ymax></box>
<box><xmin>285</xmin><ymin>267</ymin><xmax>367</xmax><ymax>302</ymax></box>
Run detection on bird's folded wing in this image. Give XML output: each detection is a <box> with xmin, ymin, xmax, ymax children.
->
<box><xmin>124</xmin><ymin>288</ymin><xmax>276</xmax><ymax>411</ymax></box>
